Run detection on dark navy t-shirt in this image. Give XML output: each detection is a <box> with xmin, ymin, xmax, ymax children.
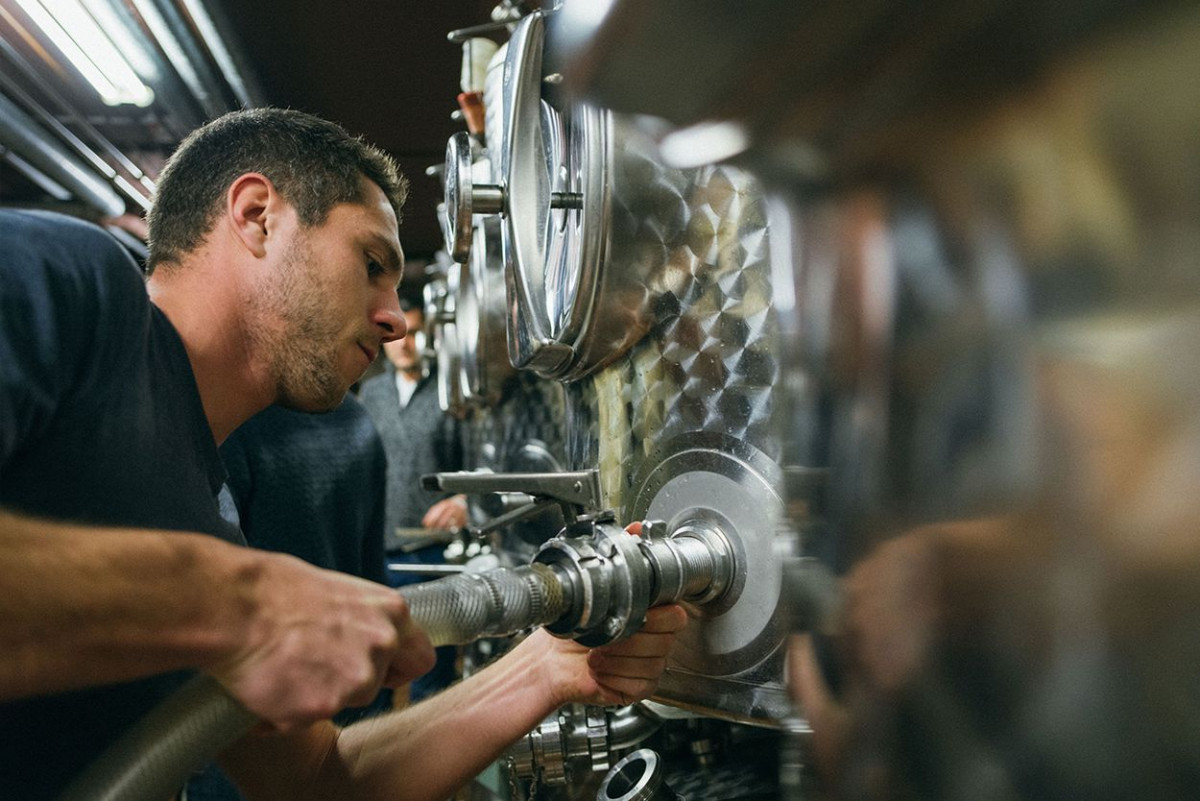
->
<box><xmin>0</xmin><ymin>209</ymin><xmax>244</xmax><ymax>800</ymax></box>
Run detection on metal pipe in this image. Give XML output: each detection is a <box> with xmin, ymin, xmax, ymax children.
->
<box><xmin>88</xmin><ymin>0</ymin><xmax>205</xmax><ymax>139</ymax></box>
<box><xmin>0</xmin><ymin>39</ymin><xmax>154</xmax><ymax>208</ymax></box>
<box><xmin>129</xmin><ymin>0</ymin><xmax>230</xmax><ymax>119</ymax></box>
<box><xmin>596</xmin><ymin>749</ymin><xmax>679</xmax><ymax>801</ymax></box>
<box><xmin>607</xmin><ymin>706</ymin><xmax>663</xmax><ymax>751</ymax></box>
<box><xmin>0</xmin><ymin>92</ymin><xmax>124</xmax><ymax>218</ymax></box>
<box><xmin>1</xmin><ymin>148</ymin><xmax>71</xmax><ymax>200</ymax></box>
<box><xmin>176</xmin><ymin>0</ymin><xmax>262</xmax><ymax>108</ymax></box>
<box><xmin>0</xmin><ymin>31</ymin><xmax>156</xmax><ymax>187</ymax></box>
<box><xmin>56</xmin><ymin>519</ymin><xmax>737</xmax><ymax>801</ymax></box>
<box><xmin>385</xmin><ymin>563</ymin><xmax>466</xmax><ymax>576</ymax></box>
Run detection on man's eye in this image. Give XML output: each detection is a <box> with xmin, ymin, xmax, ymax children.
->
<box><xmin>366</xmin><ymin>258</ymin><xmax>384</xmax><ymax>277</ymax></box>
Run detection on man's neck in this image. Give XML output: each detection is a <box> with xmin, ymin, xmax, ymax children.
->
<box><xmin>399</xmin><ymin>366</ymin><xmax>422</xmax><ymax>383</ymax></box>
<box><xmin>147</xmin><ymin>262</ymin><xmax>274</xmax><ymax>445</ymax></box>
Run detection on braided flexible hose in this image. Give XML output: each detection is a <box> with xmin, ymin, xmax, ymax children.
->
<box><xmin>55</xmin><ymin>563</ymin><xmax>572</xmax><ymax>801</ymax></box>
<box><xmin>401</xmin><ymin>563</ymin><xmax>570</xmax><ymax>645</ymax></box>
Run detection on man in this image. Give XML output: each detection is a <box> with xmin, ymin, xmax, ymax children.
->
<box><xmin>359</xmin><ymin>298</ymin><xmax>463</xmax><ymax>700</ymax></box>
<box><xmin>0</xmin><ymin>108</ymin><xmax>685</xmax><ymax>801</ymax></box>
<box><xmin>189</xmin><ymin>395</ymin><xmax>394</xmax><ymax>801</ymax></box>
<box><xmin>360</xmin><ymin>296</ymin><xmax>467</xmax><ymax>584</ymax></box>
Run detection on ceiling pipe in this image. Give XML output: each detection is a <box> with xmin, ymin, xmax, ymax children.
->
<box><xmin>177</xmin><ymin>0</ymin><xmax>264</xmax><ymax>108</ymax></box>
<box><xmin>129</xmin><ymin>0</ymin><xmax>234</xmax><ymax>119</ymax></box>
<box><xmin>0</xmin><ymin>38</ymin><xmax>155</xmax><ymax>205</ymax></box>
<box><xmin>0</xmin><ymin>91</ymin><xmax>125</xmax><ymax>218</ymax></box>
<box><xmin>89</xmin><ymin>0</ymin><xmax>206</xmax><ymax>138</ymax></box>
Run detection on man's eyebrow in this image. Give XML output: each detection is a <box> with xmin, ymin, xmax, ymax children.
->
<box><xmin>366</xmin><ymin>232</ymin><xmax>404</xmax><ymax>274</ymax></box>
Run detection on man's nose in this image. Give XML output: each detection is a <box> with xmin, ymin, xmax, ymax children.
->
<box><xmin>374</xmin><ymin>294</ymin><xmax>407</xmax><ymax>343</ymax></box>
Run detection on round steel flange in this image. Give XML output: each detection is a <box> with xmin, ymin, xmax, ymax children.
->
<box><xmin>533</xmin><ymin>714</ymin><xmax>566</xmax><ymax>785</ymax></box>
<box><xmin>598</xmin><ymin>748</ymin><xmax>675</xmax><ymax>801</ymax></box>
<box><xmin>431</xmin><ymin>266</ymin><xmax>467</xmax><ymax>418</ymax></box>
<box><xmin>534</xmin><ymin>521</ymin><xmax>651</xmax><ymax>647</ymax></box>
<box><xmin>535</xmin><ymin>536</ymin><xmax>609</xmax><ymax>640</ymax></box>
<box><xmin>443</xmin><ymin>130</ymin><xmax>475</xmax><ymax>263</ymax></box>
<box><xmin>444</xmin><ymin>131</ymin><xmax>505</xmax><ymax>265</ymax></box>
<box><xmin>458</xmin><ymin>212</ymin><xmax>514</xmax><ymax>409</ymax></box>
<box><xmin>586</xmin><ymin>707</ymin><xmax>611</xmax><ymax>774</ymax></box>
<box><xmin>631</xmin><ymin>435</ymin><xmax>785</xmax><ymax>677</ymax></box>
<box><xmin>581</xmin><ymin>523</ymin><xmax>652</xmax><ymax>647</ymax></box>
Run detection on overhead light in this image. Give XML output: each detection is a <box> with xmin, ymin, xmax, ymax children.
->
<box><xmin>13</xmin><ymin>0</ymin><xmax>155</xmax><ymax>107</ymax></box>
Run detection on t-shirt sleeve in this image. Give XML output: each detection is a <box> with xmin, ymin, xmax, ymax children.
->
<box><xmin>0</xmin><ymin>211</ymin><xmax>148</xmax><ymax>468</ymax></box>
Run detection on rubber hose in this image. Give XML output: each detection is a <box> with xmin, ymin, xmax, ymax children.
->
<box><xmin>56</xmin><ymin>674</ymin><xmax>257</xmax><ymax>801</ymax></box>
<box><xmin>55</xmin><ymin>563</ymin><xmax>571</xmax><ymax>801</ymax></box>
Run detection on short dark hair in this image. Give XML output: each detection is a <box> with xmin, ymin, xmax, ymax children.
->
<box><xmin>147</xmin><ymin>108</ymin><xmax>408</xmax><ymax>271</ymax></box>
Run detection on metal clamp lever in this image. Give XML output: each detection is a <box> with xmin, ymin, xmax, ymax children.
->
<box><xmin>422</xmin><ymin>469</ymin><xmax>602</xmax><ymax>516</ymax></box>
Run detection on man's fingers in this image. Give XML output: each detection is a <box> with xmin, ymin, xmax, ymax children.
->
<box><xmin>588</xmin><ymin>653</ymin><xmax>667</xmax><ymax>680</ymax></box>
<box><xmin>596</xmin><ymin>676</ymin><xmax>658</xmax><ymax>706</ymax></box>
<box><xmin>587</xmin><ymin>604</ymin><xmax>686</xmax><ymax>666</ymax></box>
<box><xmin>202</xmin><ymin>553</ymin><xmax>447</xmax><ymax>731</ymax></box>
<box><xmin>592</xmin><ymin>632</ymin><xmax>675</xmax><ymax>660</ymax></box>
<box><xmin>382</xmin><ymin>594</ymin><xmax>436</xmax><ymax>686</ymax></box>
<box><xmin>422</xmin><ymin>498</ymin><xmax>467</xmax><ymax>530</ymax></box>
<box><xmin>641</xmin><ymin>604</ymin><xmax>688</xmax><ymax>633</ymax></box>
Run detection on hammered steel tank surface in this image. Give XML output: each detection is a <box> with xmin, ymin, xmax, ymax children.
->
<box><xmin>561</xmin><ymin>158</ymin><xmax>790</xmax><ymax>722</ymax></box>
<box><xmin>429</xmin><ymin>7</ymin><xmax>800</xmax><ymax>728</ymax></box>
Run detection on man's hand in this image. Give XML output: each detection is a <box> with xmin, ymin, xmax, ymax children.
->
<box><xmin>207</xmin><ymin>551</ymin><xmax>435</xmax><ymax>732</ymax></box>
<box><xmin>422</xmin><ymin>495</ymin><xmax>468</xmax><ymax>531</ymax></box>
<box><xmin>529</xmin><ymin>604</ymin><xmax>688</xmax><ymax>708</ymax></box>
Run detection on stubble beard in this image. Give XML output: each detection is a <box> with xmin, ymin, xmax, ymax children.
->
<box><xmin>247</xmin><ymin>237</ymin><xmax>350</xmax><ymax>413</ymax></box>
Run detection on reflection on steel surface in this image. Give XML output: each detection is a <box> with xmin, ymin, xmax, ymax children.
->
<box><xmin>551</xmin><ymin>2</ymin><xmax>1200</xmax><ymax>799</ymax></box>
<box><xmin>457</xmin><ymin>212</ymin><xmax>515</xmax><ymax>409</ymax></box>
<box><xmin>558</xmin><ymin>154</ymin><xmax>791</xmax><ymax>724</ymax></box>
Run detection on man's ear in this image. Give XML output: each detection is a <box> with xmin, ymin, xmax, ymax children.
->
<box><xmin>226</xmin><ymin>173</ymin><xmax>276</xmax><ymax>258</ymax></box>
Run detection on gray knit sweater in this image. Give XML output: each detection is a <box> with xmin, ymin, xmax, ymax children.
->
<box><xmin>357</xmin><ymin>363</ymin><xmax>463</xmax><ymax>552</ymax></box>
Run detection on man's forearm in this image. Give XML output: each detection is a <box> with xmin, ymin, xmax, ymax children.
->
<box><xmin>0</xmin><ymin>508</ymin><xmax>252</xmax><ymax>699</ymax></box>
<box><xmin>222</xmin><ymin>607</ymin><xmax>685</xmax><ymax>801</ymax></box>
<box><xmin>3</xmin><ymin>506</ymin><xmax>434</xmax><ymax>731</ymax></box>
<box><xmin>327</xmin><ymin>632</ymin><xmax>563</xmax><ymax>801</ymax></box>
<box><xmin>218</xmin><ymin>632</ymin><xmax>563</xmax><ymax>801</ymax></box>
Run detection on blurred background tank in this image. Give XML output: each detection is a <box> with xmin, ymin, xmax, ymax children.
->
<box><xmin>544</xmin><ymin>1</ymin><xmax>1200</xmax><ymax>800</ymax></box>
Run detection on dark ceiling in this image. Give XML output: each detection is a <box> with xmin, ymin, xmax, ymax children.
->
<box><xmin>202</xmin><ymin>0</ymin><xmax>501</xmax><ymax>264</ymax></box>
<box><xmin>0</xmin><ymin>0</ymin><xmax>509</xmax><ymax>278</ymax></box>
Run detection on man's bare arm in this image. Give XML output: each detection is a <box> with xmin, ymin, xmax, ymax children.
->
<box><xmin>221</xmin><ymin>605</ymin><xmax>688</xmax><ymax>801</ymax></box>
<box><xmin>0</xmin><ymin>508</ymin><xmax>434</xmax><ymax>729</ymax></box>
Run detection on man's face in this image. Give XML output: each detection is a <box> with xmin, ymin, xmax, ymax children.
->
<box><xmin>248</xmin><ymin>180</ymin><xmax>406</xmax><ymax>412</ymax></box>
<box><xmin>383</xmin><ymin>308</ymin><xmax>425</xmax><ymax>373</ymax></box>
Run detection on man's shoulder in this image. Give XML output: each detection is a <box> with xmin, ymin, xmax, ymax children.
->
<box><xmin>0</xmin><ymin>209</ymin><xmax>131</xmax><ymax>257</ymax></box>
<box><xmin>0</xmin><ymin>209</ymin><xmax>144</xmax><ymax>296</ymax></box>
